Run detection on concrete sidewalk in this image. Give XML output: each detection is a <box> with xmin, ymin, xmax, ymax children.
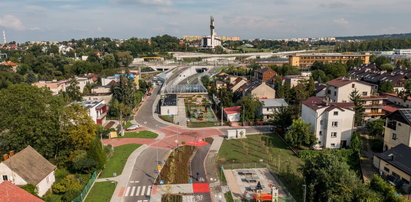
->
<box><xmin>108</xmin><ymin>144</ymin><xmax>149</xmax><ymax>202</ymax></box>
<box><xmin>205</xmin><ymin>136</ymin><xmax>226</xmax><ymax>202</ymax></box>
<box><xmin>149</xmin><ymin>184</ymin><xmax>193</xmax><ymax>202</ymax></box>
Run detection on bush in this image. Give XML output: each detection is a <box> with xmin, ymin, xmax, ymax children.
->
<box><xmin>371</xmin><ymin>138</ymin><xmax>384</xmax><ymax>153</ymax></box>
<box><xmin>62</xmin><ymin>189</ymin><xmax>81</xmax><ymax>201</ymax></box>
<box><xmin>71</xmin><ymin>150</ymin><xmax>97</xmax><ymax>173</ymax></box>
<box><xmin>21</xmin><ymin>184</ymin><xmax>38</xmax><ymax>196</ymax></box>
<box><xmin>370</xmin><ymin>175</ymin><xmax>404</xmax><ymax>202</ymax></box>
<box><xmin>52</xmin><ymin>175</ymin><xmax>82</xmax><ymax>194</ymax></box>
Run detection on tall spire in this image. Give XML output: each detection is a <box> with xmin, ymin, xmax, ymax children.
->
<box><xmin>210</xmin><ymin>16</ymin><xmax>215</xmax><ymax>48</ymax></box>
<box><xmin>2</xmin><ymin>30</ymin><xmax>6</xmax><ymax>44</ymax></box>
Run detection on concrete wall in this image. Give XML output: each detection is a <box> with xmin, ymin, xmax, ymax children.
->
<box><xmin>250</xmin><ymin>83</ymin><xmax>275</xmax><ymax>99</ymax></box>
<box><xmin>161</xmin><ymin>106</ymin><xmax>178</xmax><ymax>115</ymax></box>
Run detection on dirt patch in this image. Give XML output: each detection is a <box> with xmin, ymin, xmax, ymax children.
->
<box><xmin>156</xmin><ymin>145</ymin><xmax>197</xmax><ymax>184</ymax></box>
<box><xmin>161</xmin><ymin>194</ymin><xmax>183</xmax><ymax>202</ymax></box>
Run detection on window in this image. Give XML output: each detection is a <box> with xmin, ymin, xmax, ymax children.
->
<box><xmin>319</xmin><ymin>131</ymin><xmax>322</xmax><ymax>136</ymax></box>
<box><xmin>331</xmin><ymin>132</ymin><xmax>337</xmax><ymax>138</ymax></box>
<box><xmin>327</xmin><ymin>90</ymin><xmax>331</xmax><ymax>94</ymax></box>
<box><xmin>334</xmin><ymin>92</ymin><xmax>337</xmax><ymax>96</ymax></box>
<box><xmin>362</xmin><ymin>91</ymin><xmax>368</xmax><ymax>96</ymax></box>
<box><xmin>318</xmin><ymin>141</ymin><xmax>322</xmax><ymax>145</ymax></box>
<box><xmin>320</xmin><ymin>120</ymin><xmax>323</xmax><ymax>125</ymax></box>
<box><xmin>384</xmin><ymin>167</ymin><xmax>390</xmax><ymax>172</ymax></box>
<box><xmin>332</xmin><ymin>122</ymin><xmax>338</xmax><ymax>127</ymax></box>
<box><xmin>392</xmin><ymin>133</ymin><xmax>397</xmax><ymax>140</ymax></box>
<box><xmin>2</xmin><ymin>175</ymin><xmax>7</xmax><ymax>181</ymax></box>
<box><xmin>331</xmin><ymin>143</ymin><xmax>336</xmax><ymax>147</ymax></box>
<box><xmin>333</xmin><ymin>111</ymin><xmax>338</xmax><ymax>116</ymax></box>
<box><xmin>352</xmin><ymin>84</ymin><xmax>355</xmax><ymax>88</ymax></box>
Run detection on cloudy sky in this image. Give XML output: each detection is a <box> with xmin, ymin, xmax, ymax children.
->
<box><xmin>0</xmin><ymin>0</ymin><xmax>410</xmax><ymax>42</ymax></box>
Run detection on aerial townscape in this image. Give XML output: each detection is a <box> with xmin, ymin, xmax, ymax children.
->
<box><xmin>1</xmin><ymin>1</ymin><xmax>411</xmax><ymax>202</ymax></box>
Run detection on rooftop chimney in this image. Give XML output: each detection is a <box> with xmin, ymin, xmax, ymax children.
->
<box><xmin>388</xmin><ymin>153</ymin><xmax>395</xmax><ymax>161</ymax></box>
<box><xmin>3</xmin><ymin>154</ymin><xmax>9</xmax><ymax>161</ymax></box>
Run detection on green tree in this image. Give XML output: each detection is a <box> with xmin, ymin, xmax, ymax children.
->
<box><xmin>270</xmin><ymin>106</ymin><xmax>294</xmax><ymax>134</ymax></box>
<box><xmin>285</xmin><ymin>118</ymin><xmax>316</xmax><ymax>148</ymax></box>
<box><xmin>350</xmin><ymin>132</ymin><xmax>361</xmax><ymax>154</ymax></box>
<box><xmin>115</xmin><ymin>51</ymin><xmax>133</xmax><ymax>67</ymax></box>
<box><xmin>302</xmin><ymin>152</ymin><xmax>378</xmax><ymax>202</ymax></box>
<box><xmin>101</xmin><ymin>54</ymin><xmax>116</xmax><ymax>69</ymax></box>
<box><xmin>66</xmin><ymin>78</ymin><xmax>82</xmax><ymax>101</ymax></box>
<box><xmin>380</xmin><ymin>63</ymin><xmax>395</xmax><ymax>71</ymax></box>
<box><xmin>370</xmin><ymin>174</ymin><xmax>404</xmax><ymax>202</ymax></box>
<box><xmin>0</xmin><ymin>84</ymin><xmax>64</xmax><ymax>158</ymax></box>
<box><xmin>379</xmin><ymin>81</ymin><xmax>394</xmax><ymax>93</ymax></box>
<box><xmin>366</xmin><ymin>119</ymin><xmax>385</xmax><ymax>136</ymax></box>
<box><xmin>350</xmin><ymin>89</ymin><xmax>365</xmax><ymax>126</ymax></box>
<box><xmin>239</xmin><ymin>95</ymin><xmax>262</xmax><ymax>122</ymax></box>
<box><xmin>374</xmin><ymin>56</ymin><xmax>391</xmax><ymax>67</ymax></box>
<box><xmin>25</xmin><ymin>70</ymin><xmax>37</xmax><ymax>84</ymax></box>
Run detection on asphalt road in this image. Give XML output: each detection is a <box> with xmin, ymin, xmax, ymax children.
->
<box><xmin>135</xmin><ymin>86</ymin><xmax>168</xmax><ymax>130</ymax></box>
<box><xmin>190</xmin><ymin>144</ymin><xmax>212</xmax><ymax>202</ymax></box>
<box><xmin>123</xmin><ymin>147</ymin><xmax>169</xmax><ymax>202</ymax></box>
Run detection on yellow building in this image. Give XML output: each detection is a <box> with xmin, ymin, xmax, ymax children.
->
<box><xmin>373</xmin><ymin>144</ymin><xmax>411</xmax><ymax>185</ymax></box>
<box><xmin>289</xmin><ymin>53</ymin><xmax>370</xmax><ymax>67</ymax></box>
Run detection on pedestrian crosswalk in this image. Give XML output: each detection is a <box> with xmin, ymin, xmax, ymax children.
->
<box><xmin>125</xmin><ymin>185</ymin><xmax>152</xmax><ymax>197</ymax></box>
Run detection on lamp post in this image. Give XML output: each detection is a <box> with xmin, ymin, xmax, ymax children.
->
<box><xmin>303</xmin><ymin>184</ymin><xmax>307</xmax><ymax>202</ymax></box>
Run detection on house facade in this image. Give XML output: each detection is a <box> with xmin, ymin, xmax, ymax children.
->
<box><xmin>326</xmin><ymin>77</ymin><xmax>375</xmax><ymax>103</ymax></box>
<box><xmin>80</xmin><ymin>100</ymin><xmax>108</xmax><ymax>125</ymax></box>
<box><xmin>0</xmin><ymin>146</ymin><xmax>56</xmax><ymax>197</ymax></box>
<box><xmin>302</xmin><ymin>97</ymin><xmax>355</xmax><ymax>149</ymax></box>
<box><xmin>384</xmin><ymin>109</ymin><xmax>411</xmax><ymax>151</ymax></box>
<box><xmin>160</xmin><ymin>94</ymin><xmax>178</xmax><ymax>116</ymax></box>
<box><xmin>254</xmin><ymin>68</ymin><xmax>277</xmax><ymax>83</ymax></box>
<box><xmin>259</xmin><ymin>99</ymin><xmax>288</xmax><ymax>120</ymax></box>
<box><xmin>240</xmin><ymin>82</ymin><xmax>276</xmax><ymax>99</ymax></box>
<box><xmin>223</xmin><ymin>106</ymin><xmax>241</xmax><ymax>122</ymax></box>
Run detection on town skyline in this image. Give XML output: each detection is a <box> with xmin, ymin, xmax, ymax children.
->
<box><xmin>1</xmin><ymin>0</ymin><xmax>411</xmax><ymax>42</ymax></box>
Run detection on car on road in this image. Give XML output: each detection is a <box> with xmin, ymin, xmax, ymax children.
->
<box><xmin>126</xmin><ymin>124</ymin><xmax>140</xmax><ymax>131</ymax></box>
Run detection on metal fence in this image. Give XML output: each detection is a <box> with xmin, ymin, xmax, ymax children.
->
<box><xmin>71</xmin><ymin>171</ymin><xmax>97</xmax><ymax>202</ymax></box>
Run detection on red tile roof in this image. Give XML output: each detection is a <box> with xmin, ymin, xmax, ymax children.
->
<box><xmin>326</xmin><ymin>77</ymin><xmax>375</xmax><ymax>88</ymax></box>
<box><xmin>383</xmin><ymin>92</ymin><xmax>411</xmax><ymax>101</ymax></box>
<box><xmin>383</xmin><ymin>105</ymin><xmax>400</xmax><ymax>113</ymax></box>
<box><xmin>223</xmin><ymin>106</ymin><xmax>242</xmax><ymax>114</ymax></box>
<box><xmin>0</xmin><ymin>181</ymin><xmax>44</xmax><ymax>202</ymax></box>
<box><xmin>3</xmin><ymin>61</ymin><xmax>18</xmax><ymax>66</ymax></box>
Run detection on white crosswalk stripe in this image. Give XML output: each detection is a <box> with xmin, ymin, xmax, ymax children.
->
<box><xmin>143</xmin><ymin>200</ymin><xmax>148</xmax><ymax>202</ymax></box>
<box><xmin>140</xmin><ymin>186</ymin><xmax>146</xmax><ymax>196</ymax></box>
<box><xmin>135</xmin><ymin>186</ymin><xmax>141</xmax><ymax>196</ymax></box>
<box><xmin>137</xmin><ymin>200</ymin><xmax>142</xmax><ymax>202</ymax></box>
<box><xmin>125</xmin><ymin>187</ymin><xmax>131</xmax><ymax>196</ymax></box>
<box><xmin>130</xmin><ymin>186</ymin><xmax>136</xmax><ymax>196</ymax></box>
<box><xmin>146</xmin><ymin>186</ymin><xmax>152</xmax><ymax>196</ymax></box>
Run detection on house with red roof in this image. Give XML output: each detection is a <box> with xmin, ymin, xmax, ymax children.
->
<box><xmin>0</xmin><ymin>181</ymin><xmax>44</xmax><ymax>202</ymax></box>
<box><xmin>302</xmin><ymin>96</ymin><xmax>355</xmax><ymax>149</ymax></box>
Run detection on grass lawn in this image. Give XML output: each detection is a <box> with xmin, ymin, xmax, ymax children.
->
<box><xmin>118</xmin><ymin>130</ymin><xmax>158</xmax><ymax>139</ymax></box>
<box><xmin>187</xmin><ymin>121</ymin><xmax>219</xmax><ymax>128</ymax></box>
<box><xmin>100</xmin><ymin>144</ymin><xmax>141</xmax><ymax>178</ymax></box>
<box><xmin>217</xmin><ymin>134</ymin><xmax>304</xmax><ymax>201</ymax></box>
<box><xmin>160</xmin><ymin>115</ymin><xmax>173</xmax><ymax>123</ymax></box>
<box><xmin>124</xmin><ymin>121</ymin><xmax>133</xmax><ymax>129</ymax></box>
<box><xmin>85</xmin><ymin>181</ymin><xmax>117</xmax><ymax>202</ymax></box>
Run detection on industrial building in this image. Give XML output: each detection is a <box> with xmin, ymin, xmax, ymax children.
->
<box><xmin>289</xmin><ymin>53</ymin><xmax>371</xmax><ymax>67</ymax></box>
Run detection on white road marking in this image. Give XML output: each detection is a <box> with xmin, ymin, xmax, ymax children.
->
<box><xmin>140</xmin><ymin>186</ymin><xmax>146</xmax><ymax>196</ymax></box>
<box><xmin>135</xmin><ymin>186</ymin><xmax>141</xmax><ymax>196</ymax></box>
<box><xmin>146</xmin><ymin>186</ymin><xmax>152</xmax><ymax>195</ymax></box>
<box><xmin>143</xmin><ymin>200</ymin><xmax>148</xmax><ymax>202</ymax></box>
<box><xmin>125</xmin><ymin>186</ymin><xmax>131</xmax><ymax>196</ymax></box>
<box><xmin>130</xmin><ymin>186</ymin><xmax>136</xmax><ymax>196</ymax></box>
<box><xmin>137</xmin><ymin>200</ymin><xmax>142</xmax><ymax>202</ymax></box>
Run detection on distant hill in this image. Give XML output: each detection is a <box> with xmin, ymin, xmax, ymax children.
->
<box><xmin>336</xmin><ymin>33</ymin><xmax>411</xmax><ymax>41</ymax></box>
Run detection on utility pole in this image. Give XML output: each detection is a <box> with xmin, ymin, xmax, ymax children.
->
<box><xmin>221</xmin><ymin>105</ymin><xmax>223</xmax><ymax>126</ymax></box>
<box><xmin>303</xmin><ymin>184</ymin><xmax>307</xmax><ymax>202</ymax></box>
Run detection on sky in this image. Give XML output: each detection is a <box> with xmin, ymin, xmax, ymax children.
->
<box><xmin>0</xmin><ymin>0</ymin><xmax>411</xmax><ymax>42</ymax></box>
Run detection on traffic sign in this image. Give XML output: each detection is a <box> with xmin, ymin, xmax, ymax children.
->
<box><xmin>160</xmin><ymin>180</ymin><xmax>164</xmax><ymax>185</ymax></box>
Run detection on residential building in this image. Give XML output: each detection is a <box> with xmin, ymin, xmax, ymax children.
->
<box><xmin>0</xmin><ymin>181</ymin><xmax>44</xmax><ymax>202</ymax></box>
<box><xmin>101</xmin><ymin>76</ymin><xmax>118</xmax><ymax>86</ymax></box>
<box><xmin>289</xmin><ymin>52</ymin><xmax>370</xmax><ymax>67</ymax></box>
<box><xmin>75</xmin><ymin>76</ymin><xmax>93</xmax><ymax>93</ymax></box>
<box><xmin>259</xmin><ymin>99</ymin><xmax>288</xmax><ymax>120</ymax></box>
<box><xmin>373</xmin><ymin>144</ymin><xmax>411</xmax><ymax>185</ymax></box>
<box><xmin>326</xmin><ymin>77</ymin><xmax>376</xmax><ymax>103</ymax></box>
<box><xmin>361</xmin><ymin>96</ymin><xmax>387</xmax><ymax>120</ymax></box>
<box><xmin>302</xmin><ymin>97</ymin><xmax>355</xmax><ymax>149</ymax></box>
<box><xmin>223</xmin><ymin>106</ymin><xmax>241</xmax><ymax>122</ymax></box>
<box><xmin>394</xmin><ymin>49</ymin><xmax>411</xmax><ymax>55</ymax></box>
<box><xmin>254</xmin><ymin>68</ymin><xmax>277</xmax><ymax>83</ymax></box>
<box><xmin>239</xmin><ymin>82</ymin><xmax>276</xmax><ymax>99</ymax></box>
<box><xmin>315</xmin><ymin>83</ymin><xmax>327</xmax><ymax>98</ymax></box>
<box><xmin>216</xmin><ymin>80</ymin><xmax>226</xmax><ymax>90</ymax></box>
<box><xmin>383</xmin><ymin>109</ymin><xmax>411</xmax><ymax>151</ymax></box>
<box><xmin>80</xmin><ymin>100</ymin><xmax>108</xmax><ymax>125</ymax></box>
<box><xmin>0</xmin><ymin>146</ymin><xmax>56</xmax><ymax>197</ymax></box>
<box><xmin>160</xmin><ymin>94</ymin><xmax>178</xmax><ymax>116</ymax></box>
<box><xmin>383</xmin><ymin>93</ymin><xmax>411</xmax><ymax>108</ymax></box>
<box><xmin>32</xmin><ymin>79</ymin><xmax>70</xmax><ymax>95</ymax></box>
<box><xmin>229</xmin><ymin>77</ymin><xmax>247</xmax><ymax>92</ymax></box>
<box><xmin>284</xmin><ymin>75</ymin><xmax>309</xmax><ymax>87</ymax></box>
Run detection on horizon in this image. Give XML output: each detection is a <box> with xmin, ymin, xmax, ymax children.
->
<box><xmin>1</xmin><ymin>0</ymin><xmax>411</xmax><ymax>42</ymax></box>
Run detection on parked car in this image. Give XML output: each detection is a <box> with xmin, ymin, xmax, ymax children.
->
<box><xmin>126</xmin><ymin>124</ymin><xmax>140</xmax><ymax>131</ymax></box>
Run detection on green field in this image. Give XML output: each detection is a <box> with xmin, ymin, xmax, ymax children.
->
<box><xmin>217</xmin><ymin>134</ymin><xmax>303</xmax><ymax>201</ymax></box>
<box><xmin>99</xmin><ymin>144</ymin><xmax>141</xmax><ymax>178</ymax></box>
<box><xmin>119</xmin><ymin>130</ymin><xmax>158</xmax><ymax>139</ymax></box>
<box><xmin>85</xmin><ymin>181</ymin><xmax>117</xmax><ymax>202</ymax></box>
<box><xmin>159</xmin><ymin>115</ymin><xmax>173</xmax><ymax>123</ymax></box>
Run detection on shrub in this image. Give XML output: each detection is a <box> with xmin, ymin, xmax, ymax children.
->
<box><xmin>21</xmin><ymin>184</ymin><xmax>38</xmax><ymax>196</ymax></box>
<box><xmin>52</xmin><ymin>175</ymin><xmax>82</xmax><ymax>194</ymax></box>
<box><xmin>370</xmin><ymin>138</ymin><xmax>384</xmax><ymax>153</ymax></box>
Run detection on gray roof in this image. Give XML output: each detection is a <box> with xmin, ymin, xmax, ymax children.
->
<box><xmin>3</xmin><ymin>146</ymin><xmax>56</xmax><ymax>185</ymax></box>
<box><xmin>260</xmin><ymin>99</ymin><xmax>288</xmax><ymax>108</ymax></box>
<box><xmin>162</xmin><ymin>94</ymin><xmax>177</xmax><ymax>106</ymax></box>
<box><xmin>376</xmin><ymin>144</ymin><xmax>411</xmax><ymax>176</ymax></box>
<box><xmin>386</xmin><ymin>109</ymin><xmax>411</xmax><ymax>125</ymax></box>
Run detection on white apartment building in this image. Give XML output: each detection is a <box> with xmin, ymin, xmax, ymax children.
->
<box><xmin>326</xmin><ymin>77</ymin><xmax>376</xmax><ymax>103</ymax></box>
<box><xmin>302</xmin><ymin>97</ymin><xmax>355</xmax><ymax>149</ymax></box>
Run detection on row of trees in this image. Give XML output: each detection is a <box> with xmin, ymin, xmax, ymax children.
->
<box><xmin>335</xmin><ymin>38</ymin><xmax>411</xmax><ymax>52</ymax></box>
